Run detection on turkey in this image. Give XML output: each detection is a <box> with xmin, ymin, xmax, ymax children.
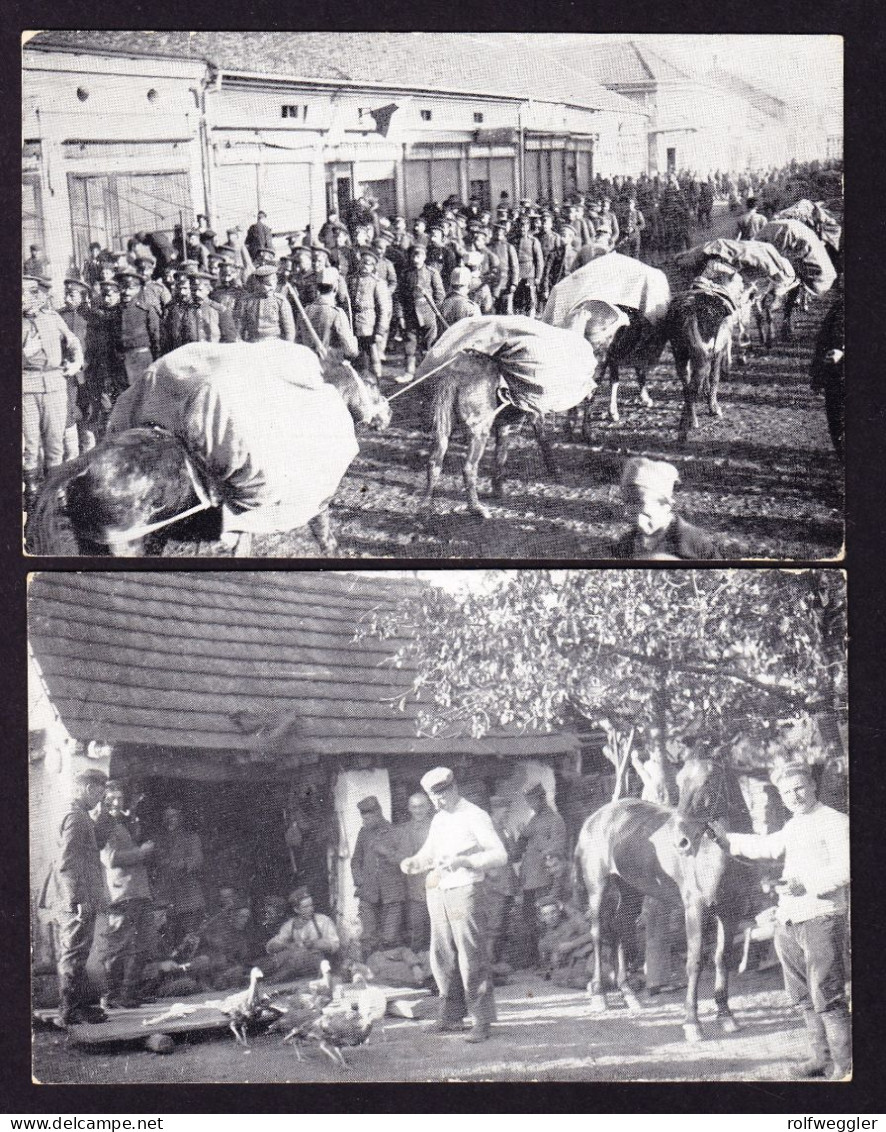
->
<box><xmin>280</xmin><ymin>969</ymin><xmax>389</xmax><ymax>1069</ymax></box>
<box><xmin>208</xmin><ymin>966</ymin><xmax>287</xmax><ymax>1046</ymax></box>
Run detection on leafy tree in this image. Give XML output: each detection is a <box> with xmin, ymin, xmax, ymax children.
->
<box><xmin>358</xmin><ymin>569</ymin><xmax>846</xmax><ymax>771</ymax></box>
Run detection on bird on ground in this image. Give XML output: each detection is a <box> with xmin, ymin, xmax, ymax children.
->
<box><xmin>208</xmin><ymin>966</ymin><xmax>287</xmax><ymax>1046</ymax></box>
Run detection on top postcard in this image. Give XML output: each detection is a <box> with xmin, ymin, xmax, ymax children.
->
<box><xmin>21</xmin><ymin>31</ymin><xmax>843</xmax><ymax>560</ymax></box>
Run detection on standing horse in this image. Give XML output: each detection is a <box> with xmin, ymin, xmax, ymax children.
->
<box><xmin>575</xmin><ymin>797</ymin><xmax>743</xmax><ymax>1042</ymax></box>
<box><xmin>26</xmin><ymin>350</ymin><xmax>390</xmax><ymax>556</ymax></box>
<box><xmin>666</xmin><ymin>289</ymin><xmax>738</xmax><ymax>441</ymax></box>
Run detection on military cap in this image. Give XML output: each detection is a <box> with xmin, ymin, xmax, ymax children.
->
<box><xmin>374</xmin><ymin>230</ymin><xmax>394</xmax><ymax>244</ymax></box>
<box><xmin>620</xmin><ymin>457</ymin><xmax>679</xmax><ymax>499</ymax></box>
<box><xmin>114</xmin><ymin>266</ymin><xmax>141</xmax><ymax>283</ymax></box>
<box><xmin>287</xmin><ymin>233</ymin><xmax>305</xmax><ymax>247</ymax></box>
<box><xmin>255</xmin><ymin>249</ymin><xmax>277</xmax><ymax>265</ymax></box>
<box><xmin>318</xmin><ymin>266</ymin><xmax>339</xmax><ymax>287</ymax></box>
<box><xmin>23</xmin><ymin>273</ymin><xmax>52</xmax><ymax>291</ymax></box>
<box><xmin>253</xmin><ymin>263</ymin><xmax>278</xmax><ymax>277</ymax></box>
<box><xmin>358</xmin><ymin>246</ymin><xmax>380</xmax><ymax>263</ymax></box>
<box><xmin>63</xmin><ymin>278</ymin><xmax>91</xmax><ymax>293</ymax></box>
<box><xmin>191</xmin><ymin>270</ymin><xmax>215</xmax><ymax>283</ymax></box>
<box><xmin>357</xmin><ymin>795</ymin><xmax>382</xmax><ymax>815</ymax></box>
<box><xmin>98</xmin><ymin>278</ymin><xmax>121</xmax><ymax>292</ymax></box>
<box><xmin>207</xmin><ymin>252</ymin><xmax>228</xmax><ymax>265</ymax></box>
<box><xmin>310</xmin><ymin>243</ymin><xmax>331</xmax><ymax>256</ymax></box>
<box><xmin>420</xmin><ymin>767</ymin><xmax>454</xmax><ymax>795</ymax></box>
<box><xmin>492</xmin><ymin>219</ymin><xmax>508</xmax><ymax>232</ymax></box>
<box><xmin>177</xmin><ymin>261</ymin><xmax>202</xmax><ymax>277</ymax></box>
<box><xmin>277</xmin><ymin>255</ymin><xmax>293</xmax><ymax>266</ymax></box>
<box><xmin>450</xmin><ymin>266</ymin><xmax>472</xmax><ymax>287</ymax></box>
<box><xmin>428</xmin><ymin>223</ymin><xmax>445</xmax><ymax>235</ymax></box>
<box><xmin>288</xmin><ymin>885</ymin><xmax>312</xmax><ymax>905</ymax></box>
<box><xmin>770</xmin><ymin>762</ymin><xmax>815</xmax><ymax>789</ymax></box>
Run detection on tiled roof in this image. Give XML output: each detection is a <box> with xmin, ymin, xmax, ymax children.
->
<box><xmin>579</xmin><ymin>41</ymin><xmax>693</xmax><ymax>87</ymax></box>
<box><xmin>26</xmin><ymin>31</ymin><xmax>645</xmax><ymax>117</ymax></box>
<box><xmin>28</xmin><ymin>573</ymin><xmax>576</xmax><ymax>761</ymax></box>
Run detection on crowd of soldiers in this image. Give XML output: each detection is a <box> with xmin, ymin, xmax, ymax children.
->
<box><xmin>22</xmin><ymin>156</ymin><xmax>842</xmax><ymax>509</ymax></box>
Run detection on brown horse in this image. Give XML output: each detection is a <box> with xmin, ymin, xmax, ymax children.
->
<box><xmin>26</xmin><ymin>353</ymin><xmax>389</xmax><ymax>557</ymax></box>
<box><xmin>666</xmin><ymin>290</ymin><xmax>738</xmax><ymax>441</ymax></box>
<box><xmin>575</xmin><ymin>797</ymin><xmax>743</xmax><ymax>1042</ymax></box>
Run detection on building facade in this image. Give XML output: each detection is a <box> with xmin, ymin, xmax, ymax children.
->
<box><xmin>23</xmin><ymin>32</ymin><xmax>647</xmax><ymax>278</ymax></box>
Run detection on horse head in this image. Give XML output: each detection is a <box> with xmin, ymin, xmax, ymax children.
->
<box><xmin>29</xmin><ymin>427</ymin><xmax>201</xmax><ymax>556</ymax></box>
<box><xmin>321</xmin><ymin>355</ymin><xmax>392</xmax><ymax>431</ymax></box>
<box><xmin>677</xmin><ymin>756</ymin><xmax>753</xmax><ymax>833</ymax></box>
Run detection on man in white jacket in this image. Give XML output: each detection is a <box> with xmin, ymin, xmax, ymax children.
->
<box><xmin>721</xmin><ymin>761</ymin><xmax>850</xmax><ymax>1080</ymax></box>
<box><xmin>401</xmin><ymin>767</ymin><xmax>507</xmax><ymax>1043</ymax></box>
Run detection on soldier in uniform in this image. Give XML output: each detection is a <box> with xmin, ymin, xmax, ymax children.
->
<box><xmin>348</xmin><ymin>247</ymin><xmax>392</xmax><ymax>381</ymax></box>
<box><xmin>190</xmin><ymin>270</ymin><xmax>238</xmax><ymax>343</ymax></box>
<box><xmin>351</xmin><ymin>796</ymin><xmax>406</xmax><ymax>959</ymax></box>
<box><xmin>245</xmin><ymin>210</ymin><xmax>274</xmax><ymax>263</ymax></box>
<box><xmin>301</xmin><ymin>267</ymin><xmax>359</xmax><ymax>359</ymax></box>
<box><xmin>135</xmin><ymin>256</ymin><xmax>171</xmax><ymax>314</ymax></box>
<box><xmin>22</xmin><ymin>274</ymin><xmax>85</xmax><ymax>506</ymax></box>
<box><xmin>116</xmin><ymin>266</ymin><xmax>161</xmax><ymax>384</ymax></box>
<box><xmin>58</xmin><ymin>278</ymin><xmax>91</xmax><ymax>459</ymax></box>
<box><xmin>210</xmin><ymin>254</ymin><xmax>247</xmax><ymax>333</ymax></box>
<box><xmin>83</xmin><ymin>277</ymin><xmax>127</xmax><ymax>431</ymax></box>
<box><xmin>38</xmin><ymin>770</ymin><xmax>109</xmax><ymax>1027</ymax></box>
<box><xmin>397</xmin><ymin>243</ymin><xmax>445</xmax><ymax>382</ymax></box>
<box><xmin>440</xmin><ymin>266</ymin><xmax>481</xmax><ymax>325</ymax></box>
<box><xmin>513</xmin><ymin>783</ymin><xmax>567</xmax><ymax>964</ymax></box>
<box><xmin>510</xmin><ymin>216</ymin><xmax>544</xmax><ymax>317</ymax></box>
<box><xmin>489</xmin><ymin>221</ymin><xmax>519</xmax><ymax>314</ymax></box>
<box><xmin>238</xmin><ymin>263</ymin><xmax>296</xmax><ymax>343</ymax></box>
<box><xmin>541</xmin><ymin>223</ymin><xmax>578</xmax><ymax>292</ymax></box>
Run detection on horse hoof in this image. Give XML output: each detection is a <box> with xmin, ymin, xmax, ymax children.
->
<box><xmin>710</xmin><ymin>405</ymin><xmax>723</xmax><ymax>418</ymax></box>
<box><xmin>719</xmin><ymin>1016</ymin><xmax>740</xmax><ymax>1034</ymax></box>
<box><xmin>683</xmin><ymin>1023</ymin><xmax>704</xmax><ymax>1043</ymax></box>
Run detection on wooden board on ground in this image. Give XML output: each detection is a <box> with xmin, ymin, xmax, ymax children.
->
<box><xmin>32</xmin><ymin>980</ymin><xmax>304</xmax><ymax>1046</ymax></box>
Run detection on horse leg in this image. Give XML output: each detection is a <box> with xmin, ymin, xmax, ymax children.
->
<box><xmin>681</xmin><ymin>903</ymin><xmax>705</xmax><ymax>1042</ymax></box>
<box><xmin>585</xmin><ymin>884</ymin><xmax>608</xmax><ymax>1013</ymax></box>
<box><xmin>714</xmin><ymin>914</ymin><xmax>740</xmax><ymax>1034</ymax></box>
<box><xmin>490</xmin><ymin>418</ymin><xmax>518</xmax><ymax>501</ymax></box>
<box><xmin>708</xmin><ymin>348</ymin><xmax>724</xmax><ymax>419</ymax></box>
<box><xmin>464</xmin><ymin>425</ymin><xmax>492</xmax><ymax>517</ymax></box>
<box><xmin>637</xmin><ymin>365</ymin><xmax>653</xmax><ymax>408</ymax></box>
<box><xmin>308</xmin><ymin>508</ymin><xmax>338</xmax><ymax>556</ymax></box>
<box><xmin>781</xmin><ymin>287</ymin><xmax>799</xmax><ymax>341</ymax></box>
<box><xmin>422</xmin><ymin>388</ymin><xmax>454</xmax><ymax>513</ymax></box>
<box><xmin>607</xmin><ymin>360</ymin><xmax>620</xmax><ymax>422</ymax></box>
<box><xmin>677</xmin><ymin>356</ymin><xmax>699</xmax><ymax>442</ymax></box>
<box><xmin>617</xmin><ymin>938</ymin><xmax>642</xmax><ymax>1013</ymax></box>
<box><xmin>530</xmin><ymin>415</ymin><xmax>560</xmax><ymax>482</ymax></box>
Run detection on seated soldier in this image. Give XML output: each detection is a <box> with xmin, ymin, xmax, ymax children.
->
<box><xmin>262</xmin><ymin>886</ymin><xmax>340</xmax><ymax>982</ymax></box>
<box><xmin>140</xmin><ymin>904</ymin><xmax>213</xmax><ymax>999</ymax></box>
<box><xmin>536</xmin><ymin>896</ymin><xmax>596</xmax><ymax>988</ymax></box>
<box><xmin>199</xmin><ymin>890</ymin><xmax>256</xmax><ymax>989</ymax></box>
<box><xmin>612</xmin><ymin>458</ymin><xmax>725</xmax><ymax>560</ymax></box>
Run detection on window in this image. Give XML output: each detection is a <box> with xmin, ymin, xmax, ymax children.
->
<box><xmin>281</xmin><ymin>105</ymin><xmax>298</xmax><ymax>119</ymax></box>
<box><xmin>420</xmin><ymin>109</ymin><xmax>432</xmax><ymax>121</ymax></box>
<box><xmin>473</xmin><ymin>112</ymin><xmax>484</xmax><ymax>124</ymax></box>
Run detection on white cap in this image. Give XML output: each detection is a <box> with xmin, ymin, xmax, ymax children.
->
<box><xmin>319</xmin><ymin>267</ymin><xmax>339</xmax><ymax>287</ymax></box>
<box><xmin>450</xmin><ymin>266</ymin><xmax>472</xmax><ymax>287</ymax></box>
<box><xmin>420</xmin><ymin>767</ymin><xmax>455</xmax><ymax>794</ymax></box>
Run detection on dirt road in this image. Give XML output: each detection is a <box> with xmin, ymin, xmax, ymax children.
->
<box><xmin>162</xmin><ymin>204</ymin><xmax>842</xmax><ymax>562</ymax></box>
<box><xmin>34</xmin><ymin>966</ymin><xmax>816</xmax><ymax>1084</ymax></box>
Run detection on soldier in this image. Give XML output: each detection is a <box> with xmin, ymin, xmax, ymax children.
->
<box><xmin>513</xmin><ymin>783</ymin><xmax>567</xmax><ymax>964</ymax></box>
<box><xmin>22</xmin><ymin>274</ymin><xmax>84</xmax><ymax>506</ymax></box>
<box><xmin>58</xmin><ymin>278</ymin><xmax>91</xmax><ymax>460</ymax></box>
<box><xmin>736</xmin><ymin>196</ymin><xmax>768</xmax><ymax>241</ymax></box>
<box><xmin>541</xmin><ymin>223</ymin><xmax>578</xmax><ymax>292</ymax></box>
<box><xmin>83</xmin><ymin>277</ymin><xmax>126</xmax><ymax>431</ymax></box>
<box><xmin>210</xmin><ymin>255</ymin><xmax>247</xmax><ymax>333</ymax></box>
<box><xmin>190</xmin><ymin>270</ymin><xmax>238</xmax><ymax>343</ymax></box>
<box><xmin>24</xmin><ymin>243</ymin><xmax>50</xmax><ymax>277</ymax></box>
<box><xmin>329</xmin><ymin>226</ymin><xmax>360</xmax><ymax>285</ymax></box>
<box><xmin>135</xmin><ymin>256</ymin><xmax>171</xmax><ymax>314</ymax></box>
<box><xmin>116</xmin><ymin>266</ymin><xmax>161</xmax><ymax>384</ymax></box>
<box><xmin>351</xmin><ymin>796</ymin><xmax>406</xmax><ymax>959</ymax></box>
<box><xmin>489</xmin><ymin>221</ymin><xmax>519</xmax><ymax>314</ymax></box>
<box><xmin>440</xmin><ymin>266</ymin><xmax>481</xmax><ymax>325</ymax></box>
<box><xmin>397</xmin><ymin>243</ymin><xmax>445</xmax><ymax>382</ymax></box>
<box><xmin>536</xmin><ymin>212</ymin><xmax>561</xmax><ymax>305</ymax></box>
<box><xmin>616</xmin><ymin>195</ymin><xmax>646</xmax><ymax>259</ymax></box>
<box><xmin>411</xmin><ymin>216</ymin><xmax>430</xmax><ymax>249</ymax></box>
<box><xmin>245</xmin><ymin>210</ymin><xmax>274</xmax><ymax>263</ymax></box>
<box><xmin>318</xmin><ymin>210</ymin><xmax>348</xmax><ymax>250</ymax></box>
<box><xmin>39</xmin><ymin>770</ymin><xmax>109</xmax><ymax>1027</ymax></box>
<box><xmin>311</xmin><ymin>245</ymin><xmax>351</xmax><ymax>314</ymax></box>
<box><xmin>595</xmin><ymin>197</ymin><xmax>620</xmax><ymax>251</ymax></box>
<box><xmin>238</xmin><ymin>263</ymin><xmax>296</xmax><ymax>343</ymax></box>
<box><xmin>348</xmin><ymin>247</ymin><xmax>392</xmax><ymax>381</ymax></box>
<box><xmin>182</xmin><ymin>228</ymin><xmax>210</xmax><ymax>271</ymax></box>
<box><xmin>397</xmin><ymin>792</ymin><xmax>434</xmax><ymax>952</ymax></box>
<box><xmin>301</xmin><ymin>267</ymin><xmax>359</xmax><ymax>359</ymax></box>
<box><xmin>510</xmin><ymin>216</ymin><xmax>544</xmax><ymax>316</ymax></box>
<box><xmin>288</xmin><ymin>245</ymin><xmax>317</xmax><ymax>310</ymax></box>
<box><xmin>160</xmin><ymin>269</ymin><xmax>199</xmax><ymax>355</ymax></box>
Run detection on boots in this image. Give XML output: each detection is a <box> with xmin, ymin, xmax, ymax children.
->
<box><xmin>792</xmin><ymin>1009</ymin><xmax>830</xmax><ymax>1078</ymax></box>
<box><xmin>821</xmin><ymin>1009</ymin><xmax>852</xmax><ymax>1080</ymax></box>
<box><xmin>23</xmin><ymin>470</ymin><xmax>41</xmax><ymax>513</ymax></box>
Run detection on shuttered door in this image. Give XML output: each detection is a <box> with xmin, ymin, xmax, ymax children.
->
<box><xmin>259</xmin><ymin>163</ymin><xmax>313</xmax><ymax>235</ymax></box>
<box><xmin>403</xmin><ymin>160</ymin><xmax>431</xmax><ymax>221</ymax></box>
<box><xmin>428</xmin><ymin>158</ymin><xmax>460</xmax><ymax>209</ymax></box>
<box><xmin>550</xmin><ymin>150</ymin><xmax>565</xmax><ymax>203</ymax></box>
<box><xmin>488</xmin><ymin>157</ymin><xmax>515</xmax><ymax>208</ymax></box>
<box><xmin>116</xmin><ymin>173</ymin><xmax>192</xmax><ymax>241</ymax></box>
<box><xmin>213</xmin><ymin>165</ymin><xmax>259</xmax><ymax>234</ymax></box>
